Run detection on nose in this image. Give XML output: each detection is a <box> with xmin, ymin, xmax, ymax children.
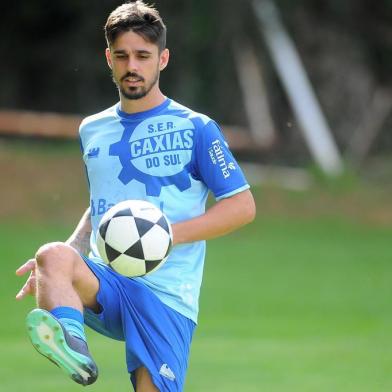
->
<box><xmin>126</xmin><ymin>56</ymin><xmax>139</xmax><ymax>73</ymax></box>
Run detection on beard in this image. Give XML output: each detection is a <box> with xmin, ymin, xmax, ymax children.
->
<box><xmin>113</xmin><ymin>68</ymin><xmax>160</xmax><ymax>100</ymax></box>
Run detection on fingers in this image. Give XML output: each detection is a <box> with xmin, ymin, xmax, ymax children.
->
<box><xmin>15</xmin><ymin>259</ymin><xmax>37</xmax><ymax>301</ymax></box>
<box><xmin>15</xmin><ymin>275</ymin><xmax>36</xmax><ymax>300</ymax></box>
<box><xmin>15</xmin><ymin>285</ymin><xmax>28</xmax><ymax>300</ymax></box>
<box><xmin>15</xmin><ymin>258</ymin><xmax>36</xmax><ymax>276</ymax></box>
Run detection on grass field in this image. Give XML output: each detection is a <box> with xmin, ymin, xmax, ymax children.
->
<box><xmin>1</xmin><ymin>141</ymin><xmax>392</xmax><ymax>391</ymax></box>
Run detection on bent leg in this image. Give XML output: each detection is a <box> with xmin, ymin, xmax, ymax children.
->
<box><xmin>35</xmin><ymin>241</ymin><xmax>99</xmax><ymax>311</ymax></box>
<box><xmin>27</xmin><ymin>242</ymin><xmax>100</xmax><ymax>385</ymax></box>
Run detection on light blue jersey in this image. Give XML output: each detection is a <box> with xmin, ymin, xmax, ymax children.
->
<box><xmin>79</xmin><ymin>98</ymin><xmax>249</xmax><ymax>323</ymax></box>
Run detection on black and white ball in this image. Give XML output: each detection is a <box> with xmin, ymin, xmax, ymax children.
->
<box><xmin>96</xmin><ymin>200</ymin><xmax>172</xmax><ymax>277</ymax></box>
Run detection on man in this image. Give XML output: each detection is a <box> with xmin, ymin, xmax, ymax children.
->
<box><xmin>16</xmin><ymin>1</ymin><xmax>256</xmax><ymax>391</ymax></box>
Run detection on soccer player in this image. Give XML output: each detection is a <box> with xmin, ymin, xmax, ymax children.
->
<box><xmin>15</xmin><ymin>1</ymin><xmax>256</xmax><ymax>391</ymax></box>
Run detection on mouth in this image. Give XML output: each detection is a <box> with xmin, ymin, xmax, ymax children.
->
<box><xmin>122</xmin><ymin>75</ymin><xmax>144</xmax><ymax>86</ymax></box>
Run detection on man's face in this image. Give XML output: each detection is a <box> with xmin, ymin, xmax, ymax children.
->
<box><xmin>106</xmin><ymin>31</ymin><xmax>169</xmax><ymax>100</ymax></box>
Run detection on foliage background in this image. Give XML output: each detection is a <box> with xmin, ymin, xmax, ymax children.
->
<box><xmin>1</xmin><ymin>0</ymin><xmax>391</xmax><ymax>165</ymax></box>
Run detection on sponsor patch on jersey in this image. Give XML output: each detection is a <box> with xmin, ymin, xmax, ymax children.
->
<box><xmin>208</xmin><ymin>139</ymin><xmax>236</xmax><ymax>179</ymax></box>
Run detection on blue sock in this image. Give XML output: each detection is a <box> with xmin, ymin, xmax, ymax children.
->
<box><xmin>50</xmin><ymin>306</ymin><xmax>86</xmax><ymax>342</ymax></box>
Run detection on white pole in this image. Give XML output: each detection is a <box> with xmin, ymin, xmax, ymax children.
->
<box><xmin>253</xmin><ymin>0</ymin><xmax>344</xmax><ymax>176</ymax></box>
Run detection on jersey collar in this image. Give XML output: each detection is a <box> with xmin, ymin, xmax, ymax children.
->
<box><xmin>115</xmin><ymin>98</ymin><xmax>171</xmax><ymax>120</ymax></box>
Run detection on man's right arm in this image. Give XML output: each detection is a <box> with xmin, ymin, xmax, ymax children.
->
<box><xmin>66</xmin><ymin>207</ymin><xmax>92</xmax><ymax>255</ymax></box>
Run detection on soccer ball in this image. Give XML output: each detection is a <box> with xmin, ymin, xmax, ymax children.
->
<box><xmin>96</xmin><ymin>200</ymin><xmax>173</xmax><ymax>277</ymax></box>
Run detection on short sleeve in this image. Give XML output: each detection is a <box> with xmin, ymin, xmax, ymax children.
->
<box><xmin>192</xmin><ymin>121</ymin><xmax>249</xmax><ymax>199</ymax></box>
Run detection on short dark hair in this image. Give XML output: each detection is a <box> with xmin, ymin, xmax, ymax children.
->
<box><xmin>104</xmin><ymin>1</ymin><xmax>166</xmax><ymax>52</ymax></box>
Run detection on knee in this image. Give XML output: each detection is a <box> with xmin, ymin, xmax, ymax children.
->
<box><xmin>35</xmin><ymin>242</ymin><xmax>76</xmax><ymax>270</ymax></box>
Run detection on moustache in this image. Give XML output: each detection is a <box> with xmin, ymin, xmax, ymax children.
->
<box><xmin>121</xmin><ymin>72</ymin><xmax>144</xmax><ymax>82</ymax></box>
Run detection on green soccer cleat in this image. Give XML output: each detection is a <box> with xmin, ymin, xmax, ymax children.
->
<box><xmin>26</xmin><ymin>308</ymin><xmax>98</xmax><ymax>386</ymax></box>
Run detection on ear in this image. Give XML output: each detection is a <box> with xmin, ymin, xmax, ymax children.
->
<box><xmin>105</xmin><ymin>48</ymin><xmax>113</xmax><ymax>69</ymax></box>
<box><xmin>159</xmin><ymin>48</ymin><xmax>170</xmax><ymax>71</ymax></box>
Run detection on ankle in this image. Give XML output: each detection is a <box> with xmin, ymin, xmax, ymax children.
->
<box><xmin>50</xmin><ymin>307</ymin><xmax>86</xmax><ymax>341</ymax></box>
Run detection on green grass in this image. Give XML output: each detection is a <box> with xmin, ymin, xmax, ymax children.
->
<box><xmin>2</xmin><ymin>213</ymin><xmax>392</xmax><ymax>391</ymax></box>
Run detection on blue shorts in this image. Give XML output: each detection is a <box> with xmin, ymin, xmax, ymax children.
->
<box><xmin>82</xmin><ymin>256</ymin><xmax>196</xmax><ymax>392</ymax></box>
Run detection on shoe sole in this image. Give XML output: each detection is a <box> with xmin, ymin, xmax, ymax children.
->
<box><xmin>26</xmin><ymin>309</ymin><xmax>96</xmax><ymax>385</ymax></box>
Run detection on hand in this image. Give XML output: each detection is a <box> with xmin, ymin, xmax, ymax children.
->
<box><xmin>15</xmin><ymin>259</ymin><xmax>37</xmax><ymax>300</ymax></box>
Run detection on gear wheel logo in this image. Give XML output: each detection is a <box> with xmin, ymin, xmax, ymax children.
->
<box><xmin>109</xmin><ymin>115</ymin><xmax>195</xmax><ymax>197</ymax></box>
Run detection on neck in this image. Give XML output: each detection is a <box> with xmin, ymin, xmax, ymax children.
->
<box><xmin>119</xmin><ymin>86</ymin><xmax>166</xmax><ymax>114</ymax></box>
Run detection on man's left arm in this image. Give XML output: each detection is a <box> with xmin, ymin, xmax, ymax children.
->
<box><xmin>171</xmin><ymin>189</ymin><xmax>255</xmax><ymax>246</ymax></box>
